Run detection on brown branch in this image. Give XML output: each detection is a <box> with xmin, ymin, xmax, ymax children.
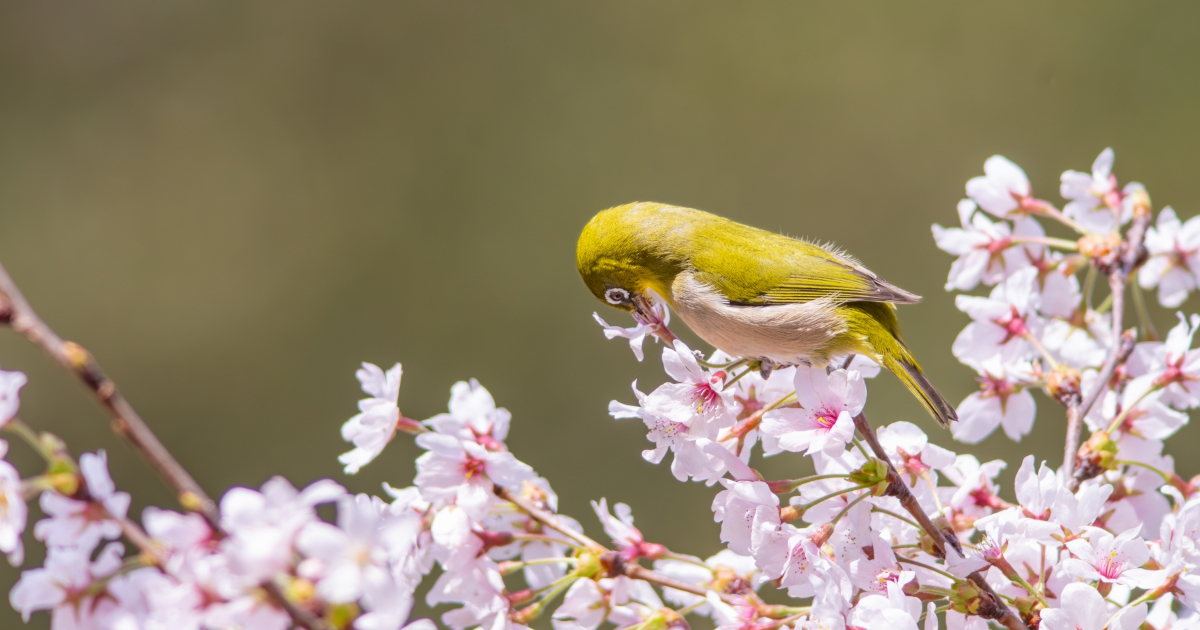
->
<box><xmin>1064</xmin><ymin>326</ymin><xmax>1135</xmax><ymax>478</ymax></box>
<box><xmin>262</xmin><ymin>581</ymin><xmax>330</xmax><ymax>630</ymax></box>
<box><xmin>0</xmin><ymin>262</ymin><xmax>218</xmax><ymax>527</ymax></box>
<box><xmin>0</xmin><ymin>262</ymin><xmax>333</xmax><ymax>630</ymax></box>
<box><xmin>494</xmin><ymin>485</ymin><xmax>605</xmax><ymax>551</ymax></box>
<box><xmin>1065</xmin><ymin>192</ymin><xmax>1151</xmax><ymax>487</ymax></box>
<box><xmin>853</xmin><ymin>412</ymin><xmax>1028</xmax><ymax>630</ymax></box>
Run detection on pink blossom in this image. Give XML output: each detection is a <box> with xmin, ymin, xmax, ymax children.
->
<box><xmin>340</xmin><ymin>362</ymin><xmax>404</xmax><ymax>474</ymax></box>
<box><xmin>761</xmin><ymin>366</ymin><xmax>863</xmax><ymax>457</ymax></box>
<box><xmin>952</xmin><ymin>267</ymin><xmax>1042</xmax><ymax>367</ymax></box>
<box><xmin>1040</xmin><ymin>582</ymin><xmax>1146</xmax><ymax>630</ymax></box>
<box><xmin>966</xmin><ymin>155</ymin><xmax>1031</xmax><ymax>219</ymax></box>
<box><xmin>0</xmin><ymin>441</ymin><xmax>25</xmax><ymax>566</ymax></box>
<box><xmin>951</xmin><ymin>356</ymin><xmax>1037</xmax><ymax>443</ymax></box>
<box><xmin>932</xmin><ymin>200</ymin><xmax>1042</xmax><ymax>290</ymax></box>
<box><xmin>424</xmin><ymin>378</ymin><xmax>512</xmax><ymax>447</ymax></box>
<box><xmin>1139</xmin><ymin>206</ymin><xmax>1200</xmax><ymax>308</ymax></box>
<box><xmin>591</xmin><ymin>499</ymin><xmax>664</xmax><ymax>559</ymax></box>
<box><xmin>1060</xmin><ymin>148</ymin><xmax>1129</xmax><ymax>234</ymax></box>
<box><xmin>219</xmin><ymin>476</ymin><xmax>346</xmax><ymax>583</ymax></box>
<box><xmin>9</xmin><ymin>542</ymin><xmax>124</xmax><ymax>623</ymax></box>
<box><xmin>593</xmin><ymin>295</ymin><xmax>671</xmax><ymax>362</ymax></box>
<box><xmin>712</xmin><ymin>480</ymin><xmax>779</xmax><ymax>556</ymax></box>
<box><xmin>414</xmin><ymin>432</ymin><xmax>534</xmax><ymax>517</ymax></box>
<box><xmin>297</xmin><ymin>493</ymin><xmax>396</xmax><ymax>604</ymax></box>
<box><xmin>34</xmin><ymin>450</ymin><xmax>131</xmax><ymax>549</ymax></box>
<box><xmin>1062</xmin><ymin>526</ymin><xmax>1160</xmax><ymax>589</ymax></box>
<box><xmin>0</xmin><ymin>365</ymin><xmax>26</xmax><ymax>428</ymax></box>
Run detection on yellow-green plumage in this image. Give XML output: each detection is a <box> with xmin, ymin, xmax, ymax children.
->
<box><xmin>577</xmin><ymin>202</ymin><xmax>957</xmax><ymax>427</ymax></box>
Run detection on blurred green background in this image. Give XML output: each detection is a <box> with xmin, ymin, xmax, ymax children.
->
<box><xmin>2</xmin><ymin>1</ymin><xmax>1200</xmax><ymax>626</ymax></box>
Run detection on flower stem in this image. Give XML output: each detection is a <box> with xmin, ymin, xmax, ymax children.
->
<box><xmin>772</xmin><ymin>473</ymin><xmax>853</xmax><ymax>494</ymax></box>
<box><xmin>2</xmin><ymin>418</ymin><xmax>52</xmax><ymax>463</ymax></box>
<box><xmin>511</xmin><ymin>533</ymin><xmax>585</xmax><ymax>551</ymax></box>
<box><xmin>871</xmin><ymin>507</ymin><xmax>921</xmax><ymax>530</ymax></box>
<box><xmin>1132</xmin><ymin>282</ymin><xmax>1159</xmax><ymax>342</ymax></box>
<box><xmin>1105</xmin><ymin>384</ymin><xmax>1161</xmax><ymax>434</ymax></box>
<box><xmin>795</xmin><ymin>484</ymin><xmax>872</xmax><ymax>513</ymax></box>
<box><xmin>895</xmin><ymin>556</ymin><xmax>961</xmax><ymax>583</ymax></box>
<box><xmin>850</xmin><ymin>436</ymin><xmax>872</xmax><ymax>461</ymax></box>
<box><xmin>826</xmin><ymin>490</ymin><xmax>872</xmax><ymax>530</ymax></box>
<box><xmin>662</xmin><ymin>551</ymin><xmax>710</xmax><ymax>568</ymax></box>
<box><xmin>722</xmin><ymin>363</ymin><xmax>760</xmax><ymax>391</ymax></box>
<box><xmin>1010</xmin><ymin>235</ymin><xmax>1080</xmax><ymax>250</ymax></box>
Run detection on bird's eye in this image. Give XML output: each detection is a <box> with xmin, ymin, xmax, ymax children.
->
<box><xmin>605</xmin><ymin>287</ymin><xmax>631</xmax><ymax>305</ymax></box>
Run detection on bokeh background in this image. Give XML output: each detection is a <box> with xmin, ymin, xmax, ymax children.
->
<box><xmin>2</xmin><ymin>2</ymin><xmax>1200</xmax><ymax>626</ymax></box>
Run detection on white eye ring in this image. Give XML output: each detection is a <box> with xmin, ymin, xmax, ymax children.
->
<box><xmin>605</xmin><ymin>288</ymin><xmax>631</xmax><ymax>305</ymax></box>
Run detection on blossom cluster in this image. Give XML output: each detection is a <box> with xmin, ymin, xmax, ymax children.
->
<box><xmin>5</xmin><ymin>148</ymin><xmax>1200</xmax><ymax>630</ymax></box>
<box><xmin>0</xmin><ymin>362</ymin><xmax>435</xmax><ymax>630</ymax></box>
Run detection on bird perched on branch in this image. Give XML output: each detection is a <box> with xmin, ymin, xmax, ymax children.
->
<box><xmin>576</xmin><ymin>202</ymin><xmax>957</xmax><ymax>427</ymax></box>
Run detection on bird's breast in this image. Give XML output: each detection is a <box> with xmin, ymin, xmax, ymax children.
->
<box><xmin>666</xmin><ymin>271</ymin><xmax>847</xmax><ymax>365</ymax></box>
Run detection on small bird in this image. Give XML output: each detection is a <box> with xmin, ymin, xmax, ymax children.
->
<box><xmin>576</xmin><ymin>202</ymin><xmax>957</xmax><ymax>427</ymax></box>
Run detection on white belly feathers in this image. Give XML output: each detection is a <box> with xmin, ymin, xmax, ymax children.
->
<box><xmin>667</xmin><ymin>271</ymin><xmax>846</xmax><ymax>365</ymax></box>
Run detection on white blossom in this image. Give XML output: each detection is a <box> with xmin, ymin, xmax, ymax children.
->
<box><xmin>34</xmin><ymin>450</ymin><xmax>131</xmax><ymax>549</ymax></box>
<box><xmin>0</xmin><ymin>441</ymin><xmax>25</xmax><ymax>566</ymax></box>
<box><xmin>0</xmin><ymin>365</ymin><xmax>26</xmax><ymax>428</ymax></box>
<box><xmin>966</xmin><ymin>155</ymin><xmax>1031</xmax><ymax>219</ymax></box>
<box><xmin>761</xmin><ymin>366</ymin><xmax>864</xmax><ymax>457</ymax></box>
<box><xmin>340</xmin><ymin>362</ymin><xmax>404</xmax><ymax>474</ymax></box>
<box><xmin>1140</xmin><ymin>206</ymin><xmax>1200</xmax><ymax>308</ymax></box>
<box><xmin>1060</xmin><ymin>148</ymin><xmax>1129</xmax><ymax>234</ymax></box>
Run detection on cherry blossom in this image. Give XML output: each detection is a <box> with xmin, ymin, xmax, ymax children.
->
<box><xmin>711</xmin><ymin>479</ymin><xmax>779</xmax><ymax>556</ymax></box>
<box><xmin>341</xmin><ymin>362</ymin><xmax>404</xmax><ymax>474</ymax></box>
<box><xmin>34</xmin><ymin>450</ymin><xmax>131</xmax><ymax>549</ymax></box>
<box><xmin>952</xmin><ymin>356</ymin><xmax>1037</xmax><ymax>443</ymax></box>
<box><xmin>414</xmin><ymin>432</ymin><xmax>534</xmax><ymax>518</ymax></box>
<box><xmin>932</xmin><ymin>200</ymin><xmax>1042</xmax><ymax>291</ymax></box>
<box><xmin>0</xmin><ymin>365</ymin><xmax>25</xmax><ymax>427</ymax></box>
<box><xmin>0</xmin><ymin>442</ymin><xmax>25</xmax><ymax>566</ymax></box>
<box><xmin>1040</xmin><ymin>582</ymin><xmax>1146</xmax><ymax>630</ymax></box>
<box><xmin>424</xmin><ymin>378</ymin><xmax>512</xmax><ymax>446</ymax></box>
<box><xmin>952</xmin><ymin>267</ymin><xmax>1043</xmax><ymax>366</ymax></box>
<box><xmin>1061</xmin><ymin>148</ymin><xmax>1126</xmax><ymax>234</ymax></box>
<box><xmin>966</xmin><ymin>155</ymin><xmax>1031</xmax><ymax>219</ymax></box>
<box><xmin>10</xmin><ymin>542</ymin><xmax>125</xmax><ymax>623</ymax></box>
<box><xmin>1140</xmin><ymin>206</ymin><xmax>1200</xmax><ymax>308</ymax></box>
<box><xmin>760</xmin><ymin>366</ymin><xmax>863</xmax><ymax>457</ymax></box>
<box><xmin>591</xmin><ymin>499</ymin><xmax>665</xmax><ymax>559</ymax></box>
<box><xmin>296</xmin><ymin>493</ymin><xmax>396</xmax><ymax>603</ymax></box>
<box><xmin>1062</xmin><ymin>526</ymin><xmax>1160</xmax><ymax>589</ymax></box>
<box><xmin>593</xmin><ymin>296</ymin><xmax>670</xmax><ymax>362</ymax></box>
<box><xmin>219</xmin><ymin>476</ymin><xmax>345</xmax><ymax>583</ymax></box>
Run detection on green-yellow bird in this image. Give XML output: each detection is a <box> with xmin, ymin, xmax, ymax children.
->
<box><xmin>576</xmin><ymin>202</ymin><xmax>957</xmax><ymax>427</ymax></box>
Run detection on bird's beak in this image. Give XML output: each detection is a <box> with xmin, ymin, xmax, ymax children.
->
<box><xmin>630</xmin><ymin>292</ymin><xmax>656</xmax><ymax>322</ymax></box>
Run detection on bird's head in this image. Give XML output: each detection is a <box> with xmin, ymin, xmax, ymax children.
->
<box><xmin>576</xmin><ymin>203</ymin><xmax>686</xmax><ymax>315</ymax></box>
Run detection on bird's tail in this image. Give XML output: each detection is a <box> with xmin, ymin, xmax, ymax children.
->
<box><xmin>845</xmin><ymin>302</ymin><xmax>958</xmax><ymax>428</ymax></box>
<box><xmin>880</xmin><ymin>348</ymin><xmax>958</xmax><ymax>428</ymax></box>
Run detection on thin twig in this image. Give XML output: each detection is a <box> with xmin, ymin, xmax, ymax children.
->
<box><xmin>1065</xmin><ymin>194</ymin><xmax>1151</xmax><ymax>488</ymax></box>
<box><xmin>853</xmin><ymin>412</ymin><xmax>1028</xmax><ymax>630</ymax></box>
<box><xmin>1063</xmin><ymin>327</ymin><xmax>1135</xmax><ymax>475</ymax></box>
<box><xmin>0</xmin><ymin>262</ymin><xmax>332</xmax><ymax>630</ymax></box>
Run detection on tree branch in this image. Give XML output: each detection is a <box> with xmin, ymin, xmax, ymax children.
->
<box><xmin>1065</xmin><ymin>191</ymin><xmax>1151</xmax><ymax>488</ymax></box>
<box><xmin>0</xmin><ymin>262</ymin><xmax>218</xmax><ymax>527</ymax></box>
<box><xmin>0</xmin><ymin>262</ymin><xmax>332</xmax><ymax>630</ymax></box>
<box><xmin>853</xmin><ymin>412</ymin><xmax>1028</xmax><ymax>630</ymax></box>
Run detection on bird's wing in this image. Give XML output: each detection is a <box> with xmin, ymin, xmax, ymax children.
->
<box><xmin>688</xmin><ymin>225</ymin><xmax>920</xmax><ymax>306</ymax></box>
